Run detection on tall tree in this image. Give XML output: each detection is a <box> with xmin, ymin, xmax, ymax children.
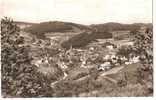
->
<box><xmin>133</xmin><ymin>27</ymin><xmax>153</xmax><ymax>93</ymax></box>
<box><xmin>1</xmin><ymin>17</ymin><xmax>53</xmax><ymax>97</ymax></box>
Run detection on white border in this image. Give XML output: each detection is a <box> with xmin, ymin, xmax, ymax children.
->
<box><xmin>0</xmin><ymin>0</ymin><xmax>155</xmax><ymax>100</ymax></box>
<box><xmin>153</xmin><ymin>0</ymin><xmax>156</xmax><ymax>98</ymax></box>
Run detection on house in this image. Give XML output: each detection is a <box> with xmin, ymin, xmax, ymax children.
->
<box><xmin>106</xmin><ymin>45</ymin><xmax>114</xmax><ymax>50</ymax></box>
<box><xmin>102</xmin><ymin>42</ymin><xmax>117</xmax><ymax>49</ymax></box>
<box><xmin>112</xmin><ymin>30</ymin><xmax>130</xmax><ymax>40</ymax></box>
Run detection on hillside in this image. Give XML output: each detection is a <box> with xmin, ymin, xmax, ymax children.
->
<box><xmin>61</xmin><ymin>31</ymin><xmax>112</xmax><ymax>49</ymax></box>
<box><xmin>24</xmin><ymin>21</ymin><xmax>90</xmax><ymax>34</ymax></box>
<box><xmin>90</xmin><ymin>22</ymin><xmax>152</xmax><ymax>32</ymax></box>
<box><xmin>21</xmin><ymin>21</ymin><xmax>152</xmax><ymax>44</ymax></box>
<box><xmin>22</xmin><ymin>21</ymin><xmax>152</xmax><ymax>39</ymax></box>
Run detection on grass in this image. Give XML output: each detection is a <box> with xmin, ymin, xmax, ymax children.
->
<box><xmin>96</xmin><ymin>83</ymin><xmax>148</xmax><ymax>97</ymax></box>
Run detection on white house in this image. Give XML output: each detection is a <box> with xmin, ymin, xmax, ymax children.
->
<box><xmin>106</xmin><ymin>45</ymin><xmax>114</xmax><ymax>50</ymax></box>
<box><xmin>98</xmin><ymin>62</ymin><xmax>112</xmax><ymax>71</ymax></box>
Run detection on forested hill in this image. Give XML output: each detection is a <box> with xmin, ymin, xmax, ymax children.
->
<box><xmin>23</xmin><ymin>21</ymin><xmax>91</xmax><ymax>34</ymax></box>
<box><xmin>90</xmin><ymin>22</ymin><xmax>152</xmax><ymax>32</ymax></box>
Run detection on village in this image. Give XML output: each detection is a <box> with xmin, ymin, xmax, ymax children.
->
<box><xmin>1</xmin><ymin>17</ymin><xmax>152</xmax><ymax>97</ymax></box>
<box><xmin>18</xmin><ymin>26</ymin><xmax>146</xmax><ymax>90</ymax></box>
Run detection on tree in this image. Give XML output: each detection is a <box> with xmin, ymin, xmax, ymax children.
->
<box><xmin>1</xmin><ymin>17</ymin><xmax>53</xmax><ymax>97</ymax></box>
<box><xmin>116</xmin><ymin>45</ymin><xmax>138</xmax><ymax>59</ymax></box>
<box><xmin>134</xmin><ymin>28</ymin><xmax>153</xmax><ymax>71</ymax></box>
<box><xmin>133</xmin><ymin>27</ymin><xmax>153</xmax><ymax>93</ymax></box>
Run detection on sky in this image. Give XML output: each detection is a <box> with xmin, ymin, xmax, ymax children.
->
<box><xmin>0</xmin><ymin>0</ymin><xmax>152</xmax><ymax>25</ymax></box>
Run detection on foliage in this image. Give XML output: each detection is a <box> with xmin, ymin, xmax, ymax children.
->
<box><xmin>1</xmin><ymin>17</ymin><xmax>53</xmax><ymax>97</ymax></box>
<box><xmin>133</xmin><ymin>28</ymin><xmax>153</xmax><ymax>71</ymax></box>
<box><xmin>116</xmin><ymin>45</ymin><xmax>138</xmax><ymax>59</ymax></box>
<box><xmin>133</xmin><ymin>27</ymin><xmax>153</xmax><ymax>93</ymax></box>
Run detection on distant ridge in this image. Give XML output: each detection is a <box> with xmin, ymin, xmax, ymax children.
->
<box><xmin>14</xmin><ymin>21</ymin><xmax>37</xmax><ymax>25</ymax></box>
<box><xmin>23</xmin><ymin>21</ymin><xmax>91</xmax><ymax>34</ymax></box>
<box><xmin>22</xmin><ymin>20</ymin><xmax>152</xmax><ymax>34</ymax></box>
<box><xmin>90</xmin><ymin>22</ymin><xmax>152</xmax><ymax>32</ymax></box>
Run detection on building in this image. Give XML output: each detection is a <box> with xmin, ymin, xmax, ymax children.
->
<box><xmin>112</xmin><ymin>30</ymin><xmax>130</xmax><ymax>40</ymax></box>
